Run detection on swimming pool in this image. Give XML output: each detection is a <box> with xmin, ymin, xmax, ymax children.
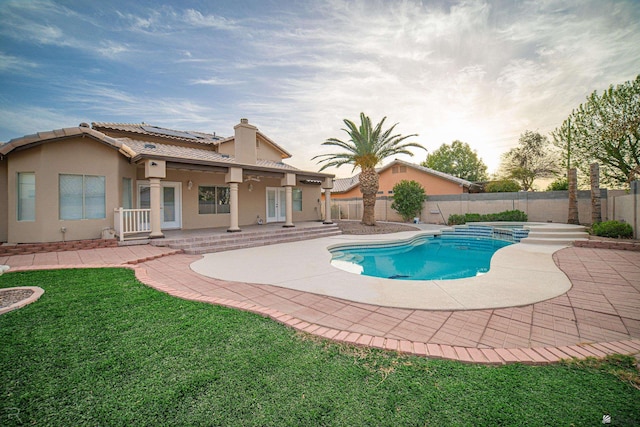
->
<box><xmin>330</xmin><ymin>235</ymin><xmax>512</xmax><ymax>280</ymax></box>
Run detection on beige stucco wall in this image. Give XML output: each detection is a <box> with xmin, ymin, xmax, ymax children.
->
<box><xmin>0</xmin><ymin>158</ymin><xmax>7</xmax><ymax>242</ymax></box>
<box><xmin>134</xmin><ymin>168</ymin><xmax>323</xmax><ymax>229</ymax></box>
<box><xmin>6</xmin><ymin>137</ymin><xmax>135</xmax><ymax>243</ymax></box>
<box><xmin>257</xmin><ymin>136</ymin><xmax>284</xmax><ymax>162</ymax></box>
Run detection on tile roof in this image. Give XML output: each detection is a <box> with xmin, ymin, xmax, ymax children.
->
<box><xmin>123</xmin><ymin>139</ymin><xmax>301</xmax><ymax>172</ymax></box>
<box><xmin>91</xmin><ymin>122</ymin><xmax>223</xmax><ymax>145</ymax></box>
<box><xmin>0</xmin><ymin>126</ymin><xmax>123</xmax><ymax>156</ymax></box>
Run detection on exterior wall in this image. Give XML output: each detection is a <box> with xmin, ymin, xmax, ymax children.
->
<box><xmin>0</xmin><ymin>158</ymin><xmax>7</xmax><ymax>242</ymax></box>
<box><xmin>611</xmin><ymin>183</ymin><xmax>639</xmax><ymax>238</ymax></box>
<box><xmin>331</xmin><ymin>190</ymin><xmax>612</xmax><ymax>225</ymax></box>
<box><xmin>6</xmin><ymin>137</ymin><xmax>131</xmax><ymax>243</ymax></box>
<box><xmin>134</xmin><ymin>169</ymin><xmax>324</xmax><ymax>230</ymax></box>
<box><xmin>331</xmin><ymin>167</ymin><xmax>466</xmax><ymax>199</ymax></box>
<box><xmin>256</xmin><ymin>136</ymin><xmax>284</xmax><ymax>162</ymax></box>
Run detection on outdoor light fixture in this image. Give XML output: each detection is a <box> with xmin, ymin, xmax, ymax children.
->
<box><xmin>248</xmin><ymin>183</ymin><xmax>254</xmax><ymax>192</ymax></box>
<box><xmin>187</xmin><ymin>180</ymin><xmax>193</xmax><ymax>190</ymax></box>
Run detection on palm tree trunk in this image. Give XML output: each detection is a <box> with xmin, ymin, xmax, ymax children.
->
<box><xmin>568</xmin><ymin>168</ymin><xmax>579</xmax><ymax>224</ymax></box>
<box><xmin>359</xmin><ymin>168</ymin><xmax>379</xmax><ymax>226</ymax></box>
<box><xmin>590</xmin><ymin>163</ymin><xmax>601</xmax><ymax>224</ymax></box>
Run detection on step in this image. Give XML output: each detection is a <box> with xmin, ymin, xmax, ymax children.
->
<box><xmin>183</xmin><ymin>229</ymin><xmax>342</xmax><ymax>254</ymax></box>
<box><xmin>520</xmin><ymin>237</ymin><xmax>589</xmax><ymax>245</ymax></box>
<box><xmin>525</xmin><ymin>225</ymin><xmax>587</xmax><ymax>233</ymax></box>
<box><xmin>174</xmin><ymin>229</ymin><xmax>341</xmax><ymax>251</ymax></box>
<box><xmin>524</xmin><ymin>231</ymin><xmax>590</xmax><ymax>240</ymax></box>
<box><xmin>151</xmin><ymin>224</ymin><xmax>338</xmax><ymax>247</ymax></box>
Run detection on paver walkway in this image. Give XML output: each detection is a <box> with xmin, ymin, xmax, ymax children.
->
<box><xmin>2</xmin><ymin>244</ymin><xmax>639</xmax><ymax>364</ymax></box>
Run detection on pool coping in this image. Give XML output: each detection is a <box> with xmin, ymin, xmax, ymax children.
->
<box><xmin>191</xmin><ymin>231</ymin><xmax>574</xmax><ymax>310</ymax></box>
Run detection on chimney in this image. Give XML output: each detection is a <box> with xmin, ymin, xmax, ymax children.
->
<box><xmin>234</xmin><ymin>118</ymin><xmax>257</xmax><ymax>165</ymax></box>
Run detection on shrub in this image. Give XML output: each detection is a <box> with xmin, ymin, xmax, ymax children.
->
<box><xmin>591</xmin><ymin>220</ymin><xmax>633</xmax><ymax>238</ymax></box>
<box><xmin>546</xmin><ymin>177</ymin><xmax>568</xmax><ymax>191</ymax></box>
<box><xmin>484</xmin><ymin>179</ymin><xmax>521</xmax><ymax>193</ymax></box>
<box><xmin>447</xmin><ymin>210</ymin><xmax>528</xmax><ymax>225</ymax></box>
<box><xmin>391</xmin><ymin>180</ymin><xmax>426</xmax><ymax>221</ymax></box>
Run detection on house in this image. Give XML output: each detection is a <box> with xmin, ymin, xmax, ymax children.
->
<box><xmin>0</xmin><ymin>119</ymin><xmax>335</xmax><ymax>244</ymax></box>
<box><xmin>327</xmin><ymin>159</ymin><xmax>480</xmax><ymax>199</ymax></box>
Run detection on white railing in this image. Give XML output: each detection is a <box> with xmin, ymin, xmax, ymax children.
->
<box><xmin>114</xmin><ymin>208</ymin><xmax>151</xmax><ymax>241</ymax></box>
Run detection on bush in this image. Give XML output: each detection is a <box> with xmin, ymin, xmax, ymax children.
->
<box><xmin>546</xmin><ymin>178</ymin><xmax>568</xmax><ymax>191</ymax></box>
<box><xmin>484</xmin><ymin>179</ymin><xmax>521</xmax><ymax>193</ymax></box>
<box><xmin>591</xmin><ymin>220</ymin><xmax>633</xmax><ymax>238</ymax></box>
<box><xmin>391</xmin><ymin>180</ymin><xmax>427</xmax><ymax>221</ymax></box>
<box><xmin>447</xmin><ymin>210</ymin><xmax>528</xmax><ymax>225</ymax></box>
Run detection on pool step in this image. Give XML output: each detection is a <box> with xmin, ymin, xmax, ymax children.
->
<box><xmin>520</xmin><ymin>225</ymin><xmax>589</xmax><ymax>246</ymax></box>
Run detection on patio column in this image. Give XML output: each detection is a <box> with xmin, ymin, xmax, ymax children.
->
<box><xmin>322</xmin><ymin>177</ymin><xmax>334</xmax><ymax>224</ymax></box>
<box><xmin>149</xmin><ymin>178</ymin><xmax>164</xmax><ymax>238</ymax></box>
<box><xmin>282</xmin><ymin>173</ymin><xmax>295</xmax><ymax>228</ymax></box>
<box><xmin>226</xmin><ymin>167</ymin><xmax>242</xmax><ymax>232</ymax></box>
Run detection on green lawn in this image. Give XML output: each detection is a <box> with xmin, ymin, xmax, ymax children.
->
<box><xmin>1</xmin><ymin>268</ymin><xmax>638</xmax><ymax>426</ymax></box>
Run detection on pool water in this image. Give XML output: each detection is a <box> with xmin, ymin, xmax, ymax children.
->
<box><xmin>330</xmin><ymin>235</ymin><xmax>512</xmax><ymax>280</ymax></box>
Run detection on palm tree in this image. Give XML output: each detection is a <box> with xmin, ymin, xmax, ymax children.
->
<box><xmin>314</xmin><ymin>113</ymin><xmax>424</xmax><ymax>226</ymax></box>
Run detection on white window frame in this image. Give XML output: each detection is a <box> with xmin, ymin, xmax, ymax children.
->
<box><xmin>17</xmin><ymin>172</ymin><xmax>36</xmax><ymax>221</ymax></box>
<box><xmin>59</xmin><ymin>174</ymin><xmax>106</xmax><ymax>220</ymax></box>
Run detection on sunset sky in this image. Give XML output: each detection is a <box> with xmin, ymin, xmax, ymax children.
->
<box><xmin>1</xmin><ymin>0</ymin><xmax>638</xmax><ymax>178</ymax></box>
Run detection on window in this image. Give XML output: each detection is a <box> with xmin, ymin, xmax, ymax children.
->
<box><xmin>292</xmin><ymin>188</ymin><xmax>302</xmax><ymax>211</ymax></box>
<box><xmin>59</xmin><ymin>174</ymin><xmax>106</xmax><ymax>220</ymax></box>
<box><xmin>122</xmin><ymin>178</ymin><xmax>133</xmax><ymax>209</ymax></box>
<box><xmin>392</xmin><ymin>166</ymin><xmax>407</xmax><ymax>174</ymax></box>
<box><xmin>17</xmin><ymin>172</ymin><xmax>35</xmax><ymax>221</ymax></box>
<box><xmin>198</xmin><ymin>186</ymin><xmax>230</xmax><ymax>214</ymax></box>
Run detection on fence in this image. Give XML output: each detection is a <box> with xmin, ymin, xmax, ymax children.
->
<box><xmin>330</xmin><ymin>187</ymin><xmax>635</xmax><ymax>226</ymax></box>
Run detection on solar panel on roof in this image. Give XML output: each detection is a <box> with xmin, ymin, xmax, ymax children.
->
<box><xmin>141</xmin><ymin>125</ymin><xmax>199</xmax><ymax>140</ymax></box>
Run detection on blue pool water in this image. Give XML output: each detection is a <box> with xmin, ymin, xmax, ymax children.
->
<box><xmin>330</xmin><ymin>235</ymin><xmax>512</xmax><ymax>280</ymax></box>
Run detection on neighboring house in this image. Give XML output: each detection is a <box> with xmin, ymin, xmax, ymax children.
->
<box><xmin>326</xmin><ymin>159</ymin><xmax>480</xmax><ymax>200</ymax></box>
<box><xmin>0</xmin><ymin>119</ymin><xmax>334</xmax><ymax>244</ymax></box>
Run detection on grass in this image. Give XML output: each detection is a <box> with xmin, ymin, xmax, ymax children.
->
<box><xmin>1</xmin><ymin>268</ymin><xmax>639</xmax><ymax>426</ymax></box>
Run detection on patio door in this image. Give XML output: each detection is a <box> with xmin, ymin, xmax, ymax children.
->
<box><xmin>266</xmin><ymin>187</ymin><xmax>286</xmax><ymax>223</ymax></box>
<box><xmin>138</xmin><ymin>181</ymin><xmax>182</xmax><ymax>229</ymax></box>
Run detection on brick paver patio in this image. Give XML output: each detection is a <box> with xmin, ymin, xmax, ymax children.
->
<box><xmin>2</xmin><ymin>245</ymin><xmax>639</xmax><ymax>364</ymax></box>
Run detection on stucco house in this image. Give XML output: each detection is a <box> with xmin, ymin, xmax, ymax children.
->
<box><xmin>0</xmin><ymin>119</ymin><xmax>335</xmax><ymax>244</ymax></box>
<box><xmin>327</xmin><ymin>159</ymin><xmax>480</xmax><ymax>199</ymax></box>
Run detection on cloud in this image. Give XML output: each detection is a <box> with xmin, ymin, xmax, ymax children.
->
<box><xmin>0</xmin><ymin>52</ymin><xmax>38</xmax><ymax>73</ymax></box>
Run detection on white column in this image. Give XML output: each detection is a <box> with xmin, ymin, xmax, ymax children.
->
<box><xmin>323</xmin><ymin>189</ymin><xmax>333</xmax><ymax>224</ymax></box>
<box><xmin>149</xmin><ymin>178</ymin><xmax>164</xmax><ymax>238</ymax></box>
<box><xmin>228</xmin><ymin>182</ymin><xmax>241</xmax><ymax>232</ymax></box>
<box><xmin>283</xmin><ymin>185</ymin><xmax>294</xmax><ymax>228</ymax></box>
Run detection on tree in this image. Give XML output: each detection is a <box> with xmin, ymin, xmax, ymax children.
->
<box><xmin>484</xmin><ymin>179</ymin><xmax>521</xmax><ymax>193</ymax></box>
<box><xmin>421</xmin><ymin>140</ymin><xmax>488</xmax><ymax>182</ymax></box>
<box><xmin>314</xmin><ymin>113</ymin><xmax>425</xmax><ymax>225</ymax></box>
<box><xmin>500</xmin><ymin>130</ymin><xmax>561</xmax><ymax>191</ymax></box>
<box><xmin>546</xmin><ymin>177</ymin><xmax>568</xmax><ymax>191</ymax></box>
<box><xmin>391</xmin><ymin>180</ymin><xmax>426</xmax><ymax>222</ymax></box>
<box><xmin>552</xmin><ymin>75</ymin><xmax>640</xmax><ymax>187</ymax></box>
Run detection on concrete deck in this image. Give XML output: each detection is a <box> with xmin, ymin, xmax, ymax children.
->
<box><xmin>191</xmin><ymin>232</ymin><xmax>572</xmax><ymax>310</ymax></box>
<box><xmin>1</xmin><ymin>239</ymin><xmax>639</xmax><ymax>364</ymax></box>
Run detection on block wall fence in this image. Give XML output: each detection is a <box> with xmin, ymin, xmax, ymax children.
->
<box><xmin>329</xmin><ymin>184</ymin><xmax>639</xmax><ymax>238</ymax></box>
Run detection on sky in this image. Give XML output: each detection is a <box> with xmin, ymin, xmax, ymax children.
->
<box><xmin>1</xmin><ymin>0</ymin><xmax>639</xmax><ymax>178</ymax></box>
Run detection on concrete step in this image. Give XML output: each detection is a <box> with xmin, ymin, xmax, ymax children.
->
<box><xmin>152</xmin><ymin>224</ymin><xmax>338</xmax><ymax>247</ymax></box>
<box><xmin>524</xmin><ymin>231</ymin><xmax>590</xmax><ymax>240</ymax></box>
<box><xmin>520</xmin><ymin>237</ymin><xmax>589</xmax><ymax>245</ymax></box>
<box><xmin>183</xmin><ymin>228</ymin><xmax>342</xmax><ymax>254</ymax></box>
<box><xmin>150</xmin><ymin>223</ymin><xmax>342</xmax><ymax>254</ymax></box>
<box><xmin>525</xmin><ymin>225</ymin><xmax>588</xmax><ymax>233</ymax></box>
